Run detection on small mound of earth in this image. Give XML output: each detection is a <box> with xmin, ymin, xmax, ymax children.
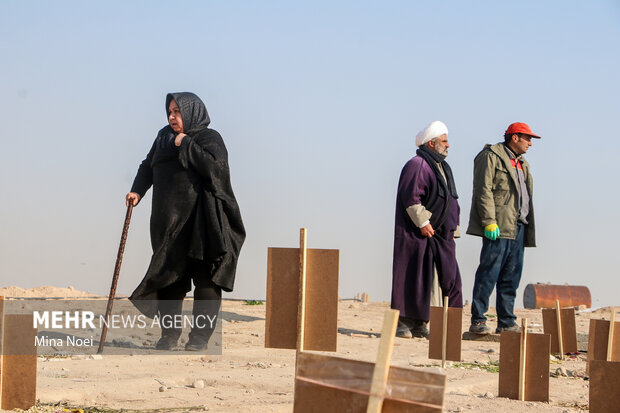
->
<box><xmin>0</xmin><ymin>285</ymin><xmax>102</xmax><ymax>298</ymax></box>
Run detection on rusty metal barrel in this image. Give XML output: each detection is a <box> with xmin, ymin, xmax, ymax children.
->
<box><xmin>523</xmin><ymin>283</ymin><xmax>591</xmax><ymax>309</ymax></box>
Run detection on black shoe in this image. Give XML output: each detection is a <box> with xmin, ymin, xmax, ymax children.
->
<box><xmin>395</xmin><ymin>320</ymin><xmax>413</xmax><ymax>338</ymax></box>
<box><xmin>411</xmin><ymin>320</ymin><xmax>429</xmax><ymax>338</ymax></box>
<box><xmin>155</xmin><ymin>335</ymin><xmax>179</xmax><ymax>350</ymax></box>
<box><xmin>469</xmin><ymin>321</ymin><xmax>492</xmax><ymax>335</ymax></box>
<box><xmin>184</xmin><ymin>297</ymin><xmax>219</xmax><ymax>351</ymax></box>
<box><xmin>185</xmin><ymin>335</ymin><xmax>209</xmax><ymax>351</ymax></box>
<box><xmin>156</xmin><ymin>298</ymin><xmax>183</xmax><ymax>350</ymax></box>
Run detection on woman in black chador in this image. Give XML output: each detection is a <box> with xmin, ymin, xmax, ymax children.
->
<box><xmin>126</xmin><ymin>92</ymin><xmax>245</xmax><ymax>351</ymax></box>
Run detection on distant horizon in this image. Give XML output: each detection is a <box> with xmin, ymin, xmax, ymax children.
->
<box><xmin>0</xmin><ymin>283</ymin><xmax>600</xmax><ymax>312</ymax></box>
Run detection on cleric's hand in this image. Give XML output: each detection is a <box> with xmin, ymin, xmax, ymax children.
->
<box><xmin>174</xmin><ymin>133</ymin><xmax>187</xmax><ymax>147</ymax></box>
<box><xmin>420</xmin><ymin>223</ymin><xmax>435</xmax><ymax>238</ymax></box>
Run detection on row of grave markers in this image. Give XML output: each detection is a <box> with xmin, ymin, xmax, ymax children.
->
<box><xmin>265</xmin><ymin>229</ymin><xmax>446</xmax><ymax>411</ymax></box>
<box><xmin>265</xmin><ymin>228</ymin><xmax>620</xmax><ymax>412</ymax></box>
<box><xmin>1</xmin><ymin>228</ymin><xmax>619</xmax><ymax>412</ymax></box>
<box><xmin>355</xmin><ymin>292</ymin><xmax>370</xmax><ymax>303</ymax></box>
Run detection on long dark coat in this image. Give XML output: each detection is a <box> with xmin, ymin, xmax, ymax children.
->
<box><xmin>129</xmin><ymin>92</ymin><xmax>245</xmax><ymax>317</ymax></box>
<box><xmin>391</xmin><ymin>156</ymin><xmax>462</xmax><ymax>321</ymax></box>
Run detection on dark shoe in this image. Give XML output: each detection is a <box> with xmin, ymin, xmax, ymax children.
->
<box><xmin>469</xmin><ymin>321</ymin><xmax>492</xmax><ymax>335</ymax></box>
<box><xmin>495</xmin><ymin>324</ymin><xmax>520</xmax><ymax>334</ymax></box>
<box><xmin>185</xmin><ymin>335</ymin><xmax>209</xmax><ymax>351</ymax></box>
<box><xmin>395</xmin><ymin>320</ymin><xmax>413</xmax><ymax>338</ymax></box>
<box><xmin>156</xmin><ymin>299</ymin><xmax>183</xmax><ymax>350</ymax></box>
<box><xmin>155</xmin><ymin>335</ymin><xmax>179</xmax><ymax>350</ymax></box>
<box><xmin>411</xmin><ymin>320</ymin><xmax>429</xmax><ymax>339</ymax></box>
<box><xmin>184</xmin><ymin>298</ymin><xmax>219</xmax><ymax>350</ymax></box>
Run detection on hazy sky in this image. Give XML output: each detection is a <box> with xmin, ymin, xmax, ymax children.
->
<box><xmin>1</xmin><ymin>1</ymin><xmax>619</xmax><ymax>308</ymax></box>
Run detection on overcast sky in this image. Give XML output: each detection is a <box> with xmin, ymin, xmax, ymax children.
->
<box><xmin>1</xmin><ymin>1</ymin><xmax>619</xmax><ymax>308</ymax></box>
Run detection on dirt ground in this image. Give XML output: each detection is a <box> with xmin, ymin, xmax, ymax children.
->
<box><xmin>0</xmin><ymin>287</ymin><xmax>611</xmax><ymax>413</ymax></box>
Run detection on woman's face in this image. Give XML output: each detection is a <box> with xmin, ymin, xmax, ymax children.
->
<box><xmin>168</xmin><ymin>99</ymin><xmax>184</xmax><ymax>133</ymax></box>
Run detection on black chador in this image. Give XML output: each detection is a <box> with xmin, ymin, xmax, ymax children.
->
<box><xmin>128</xmin><ymin>92</ymin><xmax>245</xmax><ymax>350</ymax></box>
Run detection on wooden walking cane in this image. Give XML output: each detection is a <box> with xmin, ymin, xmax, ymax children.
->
<box><xmin>97</xmin><ymin>203</ymin><xmax>134</xmax><ymax>354</ymax></box>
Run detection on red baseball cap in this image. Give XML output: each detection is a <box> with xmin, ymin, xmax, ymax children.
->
<box><xmin>505</xmin><ymin>122</ymin><xmax>541</xmax><ymax>138</ymax></box>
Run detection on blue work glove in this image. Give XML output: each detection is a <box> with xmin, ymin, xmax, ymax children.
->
<box><xmin>484</xmin><ymin>224</ymin><xmax>500</xmax><ymax>240</ymax></box>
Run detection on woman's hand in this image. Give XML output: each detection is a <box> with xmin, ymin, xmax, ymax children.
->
<box><xmin>174</xmin><ymin>133</ymin><xmax>187</xmax><ymax>147</ymax></box>
<box><xmin>126</xmin><ymin>192</ymin><xmax>141</xmax><ymax>206</ymax></box>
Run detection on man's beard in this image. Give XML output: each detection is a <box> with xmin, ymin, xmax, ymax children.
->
<box><xmin>435</xmin><ymin>144</ymin><xmax>448</xmax><ymax>157</ymax></box>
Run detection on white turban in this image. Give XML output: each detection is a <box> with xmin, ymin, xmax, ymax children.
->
<box><xmin>415</xmin><ymin>121</ymin><xmax>448</xmax><ymax>147</ymax></box>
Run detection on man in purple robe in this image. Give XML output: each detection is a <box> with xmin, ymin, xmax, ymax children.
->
<box><xmin>391</xmin><ymin>121</ymin><xmax>463</xmax><ymax>338</ymax></box>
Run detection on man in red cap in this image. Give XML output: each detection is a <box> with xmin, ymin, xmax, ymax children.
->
<box><xmin>466</xmin><ymin>122</ymin><xmax>540</xmax><ymax>334</ymax></box>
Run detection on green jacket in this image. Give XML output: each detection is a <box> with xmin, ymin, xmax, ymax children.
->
<box><xmin>466</xmin><ymin>142</ymin><xmax>536</xmax><ymax>247</ymax></box>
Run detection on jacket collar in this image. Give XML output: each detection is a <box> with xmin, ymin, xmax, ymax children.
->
<box><xmin>503</xmin><ymin>143</ymin><xmax>521</xmax><ymax>161</ymax></box>
<box><xmin>487</xmin><ymin>142</ymin><xmax>528</xmax><ymax>189</ymax></box>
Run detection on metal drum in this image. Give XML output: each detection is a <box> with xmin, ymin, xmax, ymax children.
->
<box><xmin>523</xmin><ymin>283</ymin><xmax>591</xmax><ymax>309</ymax></box>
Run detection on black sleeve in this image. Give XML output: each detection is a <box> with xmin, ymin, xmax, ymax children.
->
<box><xmin>177</xmin><ymin>131</ymin><xmax>229</xmax><ymax>194</ymax></box>
<box><xmin>130</xmin><ymin>140</ymin><xmax>156</xmax><ymax>198</ymax></box>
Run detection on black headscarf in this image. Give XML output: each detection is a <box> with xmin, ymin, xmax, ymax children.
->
<box><xmin>166</xmin><ymin>92</ymin><xmax>211</xmax><ymax>131</ymax></box>
<box><xmin>156</xmin><ymin>92</ymin><xmax>211</xmax><ymax>149</ymax></box>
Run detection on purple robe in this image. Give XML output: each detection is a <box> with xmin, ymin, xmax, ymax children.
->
<box><xmin>391</xmin><ymin>156</ymin><xmax>463</xmax><ymax>321</ymax></box>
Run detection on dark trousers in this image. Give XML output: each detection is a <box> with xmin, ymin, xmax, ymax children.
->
<box><xmin>471</xmin><ymin>222</ymin><xmax>525</xmax><ymax>327</ymax></box>
<box><xmin>157</xmin><ymin>260</ymin><xmax>221</xmax><ymax>342</ymax></box>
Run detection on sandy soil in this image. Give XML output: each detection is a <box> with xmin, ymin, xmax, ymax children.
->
<box><xmin>0</xmin><ymin>286</ymin><xmax>101</xmax><ymax>299</ymax></box>
<box><xmin>0</xmin><ymin>287</ymin><xmax>611</xmax><ymax>413</ymax></box>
